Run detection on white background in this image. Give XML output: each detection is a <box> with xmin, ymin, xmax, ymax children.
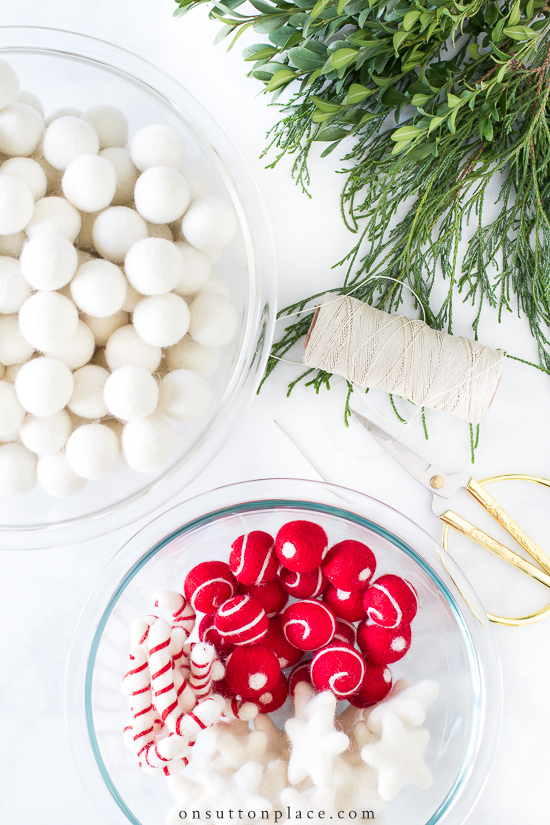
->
<box><xmin>1</xmin><ymin>1</ymin><xmax>550</xmax><ymax>823</ymax></box>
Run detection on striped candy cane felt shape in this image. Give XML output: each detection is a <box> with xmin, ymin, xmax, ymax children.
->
<box><xmin>148</xmin><ymin>618</ymin><xmax>192</xmax><ymax>736</ymax></box>
<box><xmin>154</xmin><ymin>590</ymin><xmax>196</xmax><ymax>639</ymax></box>
<box><xmin>130</xmin><ymin>614</ymin><xmax>158</xmax><ymax>649</ymax></box>
<box><xmin>121</xmin><ymin>648</ymin><xmax>155</xmax><ymax>755</ymax></box>
<box><xmin>189</xmin><ymin>642</ymin><xmax>217</xmax><ymax>698</ymax></box>
<box><xmin>170</xmin><ymin>625</ymin><xmax>190</xmax><ymax>674</ymax></box>
<box><xmin>222</xmin><ymin>695</ymin><xmax>259</xmax><ymax>722</ymax></box>
<box><xmin>177</xmin><ymin>695</ymin><xmax>225</xmax><ymax>739</ymax></box>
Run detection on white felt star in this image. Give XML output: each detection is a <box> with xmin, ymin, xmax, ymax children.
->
<box><xmin>366</xmin><ymin>679</ymin><xmax>439</xmax><ymax>734</ymax></box>
<box><xmin>213</xmin><ymin>729</ymin><xmax>273</xmax><ymax>771</ymax></box>
<box><xmin>331</xmin><ymin>754</ymin><xmax>387</xmax><ymax>817</ymax></box>
<box><xmin>197</xmin><ymin>760</ymin><xmax>273</xmax><ymax>814</ymax></box>
<box><xmin>361</xmin><ymin>712</ymin><xmax>433</xmax><ymax>801</ymax></box>
<box><xmin>259</xmin><ymin>758</ymin><xmax>288</xmax><ymax>805</ymax></box>
<box><xmin>285</xmin><ymin>691</ymin><xmax>349</xmax><ymax>786</ymax></box>
<box><xmin>280</xmin><ymin>783</ymin><xmax>337</xmax><ymax>816</ymax></box>
<box><xmin>342</xmin><ymin>719</ymin><xmax>378</xmax><ymax>767</ymax></box>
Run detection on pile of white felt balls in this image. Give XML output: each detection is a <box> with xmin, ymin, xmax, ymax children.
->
<box><xmin>0</xmin><ymin>59</ymin><xmax>239</xmax><ymax>498</ymax></box>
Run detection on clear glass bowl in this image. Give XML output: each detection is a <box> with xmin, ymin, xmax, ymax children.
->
<box><xmin>65</xmin><ymin>478</ymin><xmax>502</xmax><ymax>825</ymax></box>
<box><xmin>0</xmin><ymin>27</ymin><xmax>276</xmax><ymax>550</ymax></box>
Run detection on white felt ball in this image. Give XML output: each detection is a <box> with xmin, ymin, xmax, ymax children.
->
<box><xmin>199</xmin><ymin>276</ymin><xmax>231</xmax><ymax>298</ymax></box>
<box><xmin>45</xmin><ymin>107</ymin><xmax>81</xmax><ymax>126</ymax></box>
<box><xmin>62</xmin><ymin>154</ymin><xmax>117</xmax><ymax>212</ymax></box>
<box><xmin>0</xmin><ymin>257</ymin><xmax>31</xmax><ymax>312</ymax></box>
<box><xmin>0</xmin><ymin>104</ymin><xmax>45</xmax><ymax>157</ymax></box>
<box><xmin>0</xmin><ymin>231</ymin><xmax>25</xmax><ymax>257</ymax></box>
<box><xmin>20</xmin><ymin>410</ymin><xmax>72</xmax><ymax>456</ymax></box>
<box><xmin>159</xmin><ymin>369</ymin><xmax>212</xmax><ymax>421</ymax></box>
<box><xmin>70</xmin><ymin>259</ymin><xmax>127</xmax><ymax>317</ymax></box>
<box><xmin>20</xmin><ymin>232</ymin><xmax>78</xmax><ymax>290</ymax></box>
<box><xmin>105</xmin><ymin>324</ymin><xmax>161</xmax><ymax>373</ymax></box>
<box><xmin>133</xmin><ymin>293</ymin><xmax>190</xmax><ymax>347</ymax></box>
<box><xmin>125</xmin><ymin>237</ymin><xmax>183</xmax><ymax>295</ymax></box>
<box><xmin>15</xmin><ymin>357</ymin><xmax>74</xmax><ymax>417</ymax></box>
<box><xmin>103</xmin><ymin>365</ymin><xmax>159</xmax><ymax>421</ymax></box>
<box><xmin>31</xmin><ymin>151</ymin><xmax>62</xmax><ymax>194</ymax></box>
<box><xmin>82</xmin><ymin>105</ymin><xmax>128</xmax><ymax>150</ymax></box>
<box><xmin>173</xmin><ymin>241</ymin><xmax>210</xmax><ymax>296</ymax></box>
<box><xmin>0</xmin><ymin>380</ymin><xmax>25</xmax><ymax>436</ymax></box>
<box><xmin>45</xmin><ymin>319</ymin><xmax>95</xmax><ymax>370</ymax></box>
<box><xmin>0</xmin><ymin>60</ymin><xmax>19</xmax><ymax>109</ymax></box>
<box><xmin>130</xmin><ymin>124</ymin><xmax>185</xmax><ymax>171</ymax></box>
<box><xmin>0</xmin><ymin>315</ymin><xmax>34</xmax><ymax>365</ymax></box>
<box><xmin>188</xmin><ymin>293</ymin><xmax>238</xmax><ymax>348</ymax></box>
<box><xmin>0</xmin><ymin>157</ymin><xmax>47</xmax><ymax>201</ymax></box>
<box><xmin>181</xmin><ymin>196</ymin><xmax>237</xmax><ymax>251</ymax></box>
<box><xmin>37</xmin><ymin>451</ymin><xmax>87</xmax><ymax>497</ymax></box>
<box><xmin>68</xmin><ymin>365</ymin><xmax>109</xmax><ymax>419</ymax></box>
<box><xmin>0</xmin><ymin>443</ymin><xmax>37</xmax><ymax>496</ymax></box>
<box><xmin>16</xmin><ymin>90</ymin><xmax>45</xmax><ymax>117</ymax></box>
<box><xmin>76</xmin><ymin>211</ymin><xmax>97</xmax><ymax>251</ymax></box>
<box><xmin>42</xmin><ymin>116</ymin><xmax>99</xmax><ymax>171</ymax></box>
<box><xmin>82</xmin><ymin>310</ymin><xmax>129</xmax><ymax>346</ymax></box>
<box><xmin>121</xmin><ymin>283</ymin><xmax>141</xmax><ymax>312</ymax></box>
<box><xmin>165</xmin><ymin>336</ymin><xmax>220</xmax><ymax>377</ymax></box>
<box><xmin>184</xmin><ymin>171</ymin><xmax>210</xmax><ymax>200</ymax></box>
<box><xmin>134</xmin><ymin>166</ymin><xmax>190</xmax><ymax>224</ymax></box>
<box><xmin>0</xmin><ymin>175</ymin><xmax>34</xmax><ymax>234</ymax></box>
<box><xmin>26</xmin><ymin>196</ymin><xmax>81</xmax><ymax>242</ymax></box>
<box><xmin>92</xmin><ymin>206</ymin><xmax>148</xmax><ymax>263</ymax></box>
<box><xmin>147</xmin><ymin>222</ymin><xmax>173</xmax><ymax>241</ymax></box>
<box><xmin>122</xmin><ymin>414</ymin><xmax>175</xmax><ymax>473</ymax></box>
<box><xmin>66</xmin><ymin>422</ymin><xmax>120</xmax><ymax>479</ymax></box>
<box><xmin>19</xmin><ymin>291</ymin><xmax>78</xmax><ymax>351</ymax></box>
<box><xmin>99</xmin><ymin>147</ymin><xmax>138</xmax><ymax>205</ymax></box>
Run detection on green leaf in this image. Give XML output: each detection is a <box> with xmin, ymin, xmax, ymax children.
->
<box><xmin>403</xmin><ymin>10</ymin><xmax>421</xmax><ymax>30</ymax></box>
<box><xmin>483</xmin><ymin>118</ymin><xmax>494</xmax><ymax>140</ymax></box>
<box><xmin>412</xmin><ymin>93</ymin><xmax>431</xmax><ymax>107</ymax></box>
<box><xmin>468</xmin><ymin>43</ymin><xmax>480</xmax><ymax>60</ymax></box>
<box><xmin>248</xmin><ymin>0</ymin><xmax>277</xmax><ymax>12</ymax></box>
<box><xmin>288</xmin><ymin>46</ymin><xmax>327</xmax><ymax>70</ymax></box>
<box><xmin>407</xmin><ymin>141</ymin><xmax>435</xmax><ymax>160</ymax></box>
<box><xmin>314</xmin><ymin>126</ymin><xmax>349</xmax><ymax>141</ymax></box>
<box><xmin>344</xmin><ymin>83</ymin><xmax>372</xmax><ymax>105</ymax></box>
<box><xmin>337</xmin><ymin>0</ymin><xmax>350</xmax><ymax>14</ymax></box>
<box><xmin>448</xmin><ymin>106</ymin><xmax>459</xmax><ymax>133</ymax></box>
<box><xmin>427</xmin><ymin>114</ymin><xmax>445</xmax><ymax>134</ymax></box>
<box><xmin>370</xmin><ymin>74</ymin><xmax>394</xmax><ymax>87</ymax></box>
<box><xmin>508</xmin><ymin>0</ymin><xmax>521</xmax><ymax>26</ymax></box>
<box><xmin>243</xmin><ymin>44</ymin><xmax>276</xmax><ymax>61</ymax></box>
<box><xmin>310</xmin><ymin>95</ymin><xmax>342</xmax><ymax>112</ymax></box>
<box><xmin>393</xmin><ymin>30</ymin><xmax>409</xmax><ymax>52</ymax></box>
<box><xmin>253</xmin><ymin>15</ymin><xmax>287</xmax><ymax>33</ymax></box>
<box><xmin>265</xmin><ymin>68</ymin><xmax>296</xmax><ymax>91</ymax></box>
<box><xmin>331</xmin><ymin>48</ymin><xmax>358</xmax><ymax>70</ymax></box>
<box><xmin>213</xmin><ymin>24</ymin><xmax>236</xmax><ymax>44</ymax></box>
<box><xmin>391</xmin><ymin>138</ymin><xmax>412</xmax><ymax>154</ymax></box>
<box><xmin>310</xmin><ymin>0</ymin><xmax>331</xmax><ymax>20</ymax></box>
<box><xmin>391</xmin><ymin>124</ymin><xmax>424</xmax><ymax>142</ymax></box>
<box><xmin>447</xmin><ymin>93</ymin><xmax>461</xmax><ymax>108</ymax></box>
<box><xmin>503</xmin><ymin>25</ymin><xmax>537</xmax><ymax>40</ymax></box>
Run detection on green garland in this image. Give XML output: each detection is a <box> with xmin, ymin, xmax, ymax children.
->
<box><xmin>174</xmin><ymin>0</ymin><xmax>550</xmax><ymax>425</ymax></box>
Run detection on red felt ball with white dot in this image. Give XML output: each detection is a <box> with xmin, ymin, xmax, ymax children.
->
<box><xmin>349</xmin><ymin>663</ymin><xmax>393</xmax><ymax>708</ymax></box>
<box><xmin>198</xmin><ymin>614</ymin><xmax>235</xmax><ymax>656</ymax></box>
<box><xmin>280</xmin><ymin>599</ymin><xmax>336</xmax><ymax>651</ymax></box>
<box><xmin>310</xmin><ymin>643</ymin><xmax>366</xmax><ymax>700</ymax></box>
<box><xmin>323</xmin><ymin>584</ymin><xmax>366</xmax><ymax>622</ymax></box>
<box><xmin>275</xmin><ymin>520</ymin><xmax>328</xmax><ymax>573</ymax></box>
<box><xmin>333</xmin><ymin>619</ymin><xmax>356</xmax><ymax>646</ymax></box>
<box><xmin>363</xmin><ymin>574</ymin><xmax>418</xmax><ymax>629</ymax></box>
<box><xmin>229</xmin><ymin>530</ymin><xmax>278</xmax><ymax>585</ymax></box>
<box><xmin>288</xmin><ymin>660</ymin><xmax>313</xmax><ymax>698</ymax></box>
<box><xmin>278</xmin><ymin>566</ymin><xmax>328</xmax><ymax>599</ymax></box>
<box><xmin>214</xmin><ymin>594</ymin><xmax>268</xmax><ymax>645</ymax></box>
<box><xmin>225</xmin><ymin>644</ymin><xmax>280</xmax><ymax>699</ymax></box>
<box><xmin>261</xmin><ymin>616</ymin><xmax>303</xmax><ymax>668</ymax></box>
<box><xmin>322</xmin><ymin>539</ymin><xmax>377</xmax><ymax>591</ymax></box>
<box><xmin>184</xmin><ymin>560</ymin><xmax>237</xmax><ymax>614</ymax></box>
<box><xmin>239</xmin><ymin>580</ymin><xmax>288</xmax><ymax>618</ymax></box>
<box><xmin>356</xmin><ymin>619</ymin><xmax>412</xmax><ymax>664</ymax></box>
<box><xmin>256</xmin><ymin>672</ymin><xmax>288</xmax><ymax>713</ymax></box>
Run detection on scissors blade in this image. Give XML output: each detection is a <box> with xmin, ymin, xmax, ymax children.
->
<box><xmin>351</xmin><ymin>411</ymin><xmax>470</xmax><ymax>505</ymax></box>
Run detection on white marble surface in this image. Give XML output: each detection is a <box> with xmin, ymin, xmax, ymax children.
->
<box><xmin>0</xmin><ymin>1</ymin><xmax>549</xmax><ymax>822</ymax></box>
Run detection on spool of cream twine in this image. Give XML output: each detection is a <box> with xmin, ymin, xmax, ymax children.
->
<box><xmin>303</xmin><ymin>295</ymin><xmax>505</xmax><ymax>425</ymax></box>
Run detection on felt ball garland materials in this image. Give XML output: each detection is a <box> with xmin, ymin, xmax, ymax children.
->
<box><xmin>322</xmin><ymin>540</ymin><xmax>376</xmax><ymax>591</ymax></box>
<box><xmin>280</xmin><ymin>599</ymin><xmax>336</xmax><ymax>651</ymax></box>
<box><xmin>229</xmin><ymin>531</ymin><xmax>278</xmax><ymax>585</ymax></box>
<box><xmin>323</xmin><ymin>584</ymin><xmax>367</xmax><ymax>622</ymax></box>
<box><xmin>357</xmin><ymin>620</ymin><xmax>412</xmax><ymax>665</ymax></box>
<box><xmin>184</xmin><ymin>561</ymin><xmax>237</xmax><ymax>614</ymax></box>
<box><xmin>288</xmin><ymin>660</ymin><xmax>313</xmax><ymax>698</ymax></box>
<box><xmin>261</xmin><ymin>617</ymin><xmax>303</xmax><ymax>668</ymax></box>
<box><xmin>225</xmin><ymin>644</ymin><xmax>280</xmax><ymax>699</ymax></box>
<box><xmin>310</xmin><ymin>643</ymin><xmax>366</xmax><ymax>700</ymax></box>
<box><xmin>238</xmin><ymin>580</ymin><xmax>288</xmax><ymax>618</ymax></box>
<box><xmin>349</xmin><ymin>663</ymin><xmax>393</xmax><ymax>708</ymax></box>
<box><xmin>214</xmin><ymin>594</ymin><xmax>268</xmax><ymax>646</ymax></box>
<box><xmin>256</xmin><ymin>671</ymin><xmax>288</xmax><ymax>713</ymax></box>
<box><xmin>363</xmin><ymin>575</ymin><xmax>418</xmax><ymax>630</ymax></box>
<box><xmin>278</xmin><ymin>566</ymin><xmax>328</xmax><ymax>599</ymax></box>
<box><xmin>275</xmin><ymin>521</ymin><xmax>328</xmax><ymax>573</ymax></box>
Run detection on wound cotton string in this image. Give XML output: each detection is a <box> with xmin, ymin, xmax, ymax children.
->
<box><xmin>303</xmin><ymin>295</ymin><xmax>505</xmax><ymax>425</ymax></box>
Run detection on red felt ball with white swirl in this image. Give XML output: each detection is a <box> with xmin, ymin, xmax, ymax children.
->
<box><xmin>357</xmin><ymin>619</ymin><xmax>412</xmax><ymax>664</ymax></box>
<box><xmin>349</xmin><ymin>662</ymin><xmax>393</xmax><ymax>708</ymax></box>
<box><xmin>261</xmin><ymin>616</ymin><xmax>303</xmax><ymax>668</ymax></box>
<box><xmin>322</xmin><ymin>539</ymin><xmax>377</xmax><ymax>591</ymax></box>
<box><xmin>363</xmin><ymin>574</ymin><xmax>418</xmax><ymax>629</ymax></box>
<box><xmin>280</xmin><ymin>599</ymin><xmax>336</xmax><ymax>651</ymax></box>
<box><xmin>333</xmin><ymin>618</ymin><xmax>356</xmax><ymax>646</ymax></box>
<box><xmin>239</xmin><ymin>580</ymin><xmax>288</xmax><ymax>618</ymax></box>
<box><xmin>288</xmin><ymin>660</ymin><xmax>313</xmax><ymax>698</ymax></box>
<box><xmin>198</xmin><ymin>613</ymin><xmax>235</xmax><ymax>656</ymax></box>
<box><xmin>225</xmin><ymin>644</ymin><xmax>280</xmax><ymax>699</ymax></box>
<box><xmin>323</xmin><ymin>583</ymin><xmax>366</xmax><ymax>622</ymax></box>
<box><xmin>278</xmin><ymin>566</ymin><xmax>328</xmax><ymax>599</ymax></box>
<box><xmin>214</xmin><ymin>594</ymin><xmax>268</xmax><ymax>645</ymax></box>
<box><xmin>229</xmin><ymin>530</ymin><xmax>278</xmax><ymax>585</ymax></box>
<box><xmin>310</xmin><ymin>643</ymin><xmax>366</xmax><ymax>700</ymax></box>
<box><xmin>275</xmin><ymin>520</ymin><xmax>328</xmax><ymax>573</ymax></box>
<box><xmin>256</xmin><ymin>671</ymin><xmax>288</xmax><ymax>713</ymax></box>
<box><xmin>184</xmin><ymin>560</ymin><xmax>237</xmax><ymax>614</ymax></box>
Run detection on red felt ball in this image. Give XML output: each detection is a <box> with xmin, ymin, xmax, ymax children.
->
<box><xmin>278</xmin><ymin>566</ymin><xmax>328</xmax><ymax>599</ymax></box>
<box><xmin>363</xmin><ymin>574</ymin><xmax>418</xmax><ymax>629</ymax></box>
<box><xmin>349</xmin><ymin>663</ymin><xmax>393</xmax><ymax>708</ymax></box>
<box><xmin>288</xmin><ymin>660</ymin><xmax>313</xmax><ymax>698</ymax></box>
<box><xmin>280</xmin><ymin>599</ymin><xmax>336</xmax><ymax>651</ymax></box>
<box><xmin>214</xmin><ymin>594</ymin><xmax>268</xmax><ymax>645</ymax></box>
<box><xmin>256</xmin><ymin>672</ymin><xmax>288</xmax><ymax>713</ymax></box>
<box><xmin>322</xmin><ymin>540</ymin><xmax>377</xmax><ymax>591</ymax></box>
<box><xmin>261</xmin><ymin>616</ymin><xmax>303</xmax><ymax>668</ymax></box>
<box><xmin>275</xmin><ymin>520</ymin><xmax>328</xmax><ymax>573</ymax></box>
<box><xmin>333</xmin><ymin>619</ymin><xmax>356</xmax><ymax>646</ymax></box>
<box><xmin>357</xmin><ymin>620</ymin><xmax>412</xmax><ymax>664</ymax></box>
<box><xmin>198</xmin><ymin>614</ymin><xmax>235</xmax><ymax>656</ymax></box>
<box><xmin>230</xmin><ymin>530</ymin><xmax>278</xmax><ymax>585</ymax></box>
<box><xmin>310</xmin><ymin>643</ymin><xmax>366</xmax><ymax>700</ymax></box>
<box><xmin>323</xmin><ymin>584</ymin><xmax>366</xmax><ymax>622</ymax></box>
<box><xmin>184</xmin><ymin>560</ymin><xmax>237</xmax><ymax>614</ymax></box>
<box><xmin>239</xmin><ymin>580</ymin><xmax>288</xmax><ymax>618</ymax></box>
<box><xmin>225</xmin><ymin>644</ymin><xmax>281</xmax><ymax>699</ymax></box>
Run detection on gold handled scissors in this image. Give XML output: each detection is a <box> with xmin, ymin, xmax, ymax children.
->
<box><xmin>352</xmin><ymin>411</ymin><xmax>550</xmax><ymax>626</ymax></box>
